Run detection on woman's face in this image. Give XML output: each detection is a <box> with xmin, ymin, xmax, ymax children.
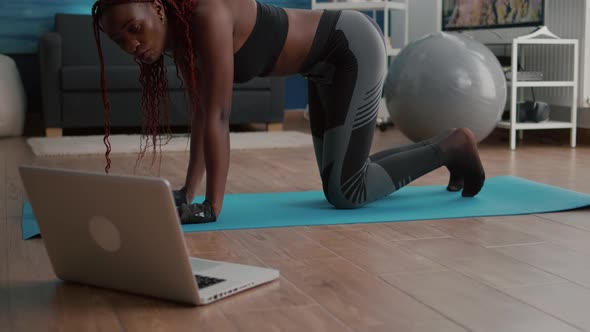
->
<box><xmin>100</xmin><ymin>1</ymin><xmax>167</xmax><ymax>64</ymax></box>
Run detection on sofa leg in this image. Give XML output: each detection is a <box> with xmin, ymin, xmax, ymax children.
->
<box><xmin>266</xmin><ymin>123</ymin><xmax>283</xmax><ymax>131</ymax></box>
<box><xmin>46</xmin><ymin>128</ymin><xmax>63</xmax><ymax>137</ymax></box>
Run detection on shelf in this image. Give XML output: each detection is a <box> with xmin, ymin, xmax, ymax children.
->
<box><xmin>386</xmin><ymin>46</ymin><xmax>401</xmax><ymax>56</ymax></box>
<box><xmin>485</xmin><ymin>39</ymin><xmax>577</xmax><ymax>46</ymax></box>
<box><xmin>490</xmin><ymin>27</ymin><xmax>577</xmax><ymax>149</ymax></box>
<box><xmin>496</xmin><ymin>120</ymin><xmax>574</xmax><ymax>130</ymax></box>
<box><xmin>312</xmin><ymin>1</ymin><xmax>406</xmax><ymax>11</ymax></box>
<box><xmin>506</xmin><ymin>81</ymin><xmax>576</xmax><ymax>88</ymax></box>
<box><xmin>514</xmin><ymin>39</ymin><xmax>578</xmax><ymax>45</ymax></box>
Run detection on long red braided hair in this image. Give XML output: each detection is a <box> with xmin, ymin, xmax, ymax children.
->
<box><xmin>91</xmin><ymin>0</ymin><xmax>199</xmax><ymax>173</ymax></box>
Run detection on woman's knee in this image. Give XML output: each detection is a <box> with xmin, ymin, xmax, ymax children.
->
<box><xmin>322</xmin><ymin>187</ymin><xmax>364</xmax><ymax>209</ymax></box>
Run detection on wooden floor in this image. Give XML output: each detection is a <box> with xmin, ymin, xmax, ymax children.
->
<box><xmin>3</xmin><ymin>111</ymin><xmax>590</xmax><ymax>332</ymax></box>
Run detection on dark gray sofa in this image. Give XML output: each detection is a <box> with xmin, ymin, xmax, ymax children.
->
<box><xmin>39</xmin><ymin>14</ymin><xmax>285</xmax><ymax>137</ymax></box>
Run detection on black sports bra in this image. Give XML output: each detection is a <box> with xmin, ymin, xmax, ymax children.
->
<box><xmin>233</xmin><ymin>1</ymin><xmax>288</xmax><ymax>83</ymax></box>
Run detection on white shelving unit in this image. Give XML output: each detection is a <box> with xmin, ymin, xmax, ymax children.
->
<box><xmin>496</xmin><ymin>26</ymin><xmax>579</xmax><ymax>150</ymax></box>
<box><xmin>308</xmin><ymin>0</ymin><xmax>409</xmax><ymax>128</ymax></box>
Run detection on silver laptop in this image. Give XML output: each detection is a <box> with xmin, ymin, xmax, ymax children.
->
<box><xmin>19</xmin><ymin>165</ymin><xmax>279</xmax><ymax>305</ymax></box>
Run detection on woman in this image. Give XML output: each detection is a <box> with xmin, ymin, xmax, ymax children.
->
<box><xmin>92</xmin><ymin>0</ymin><xmax>485</xmax><ymax>224</ymax></box>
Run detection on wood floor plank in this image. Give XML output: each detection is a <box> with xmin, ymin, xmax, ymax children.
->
<box><xmin>216</xmin><ymin>276</ymin><xmax>313</xmax><ymax>313</ymax></box>
<box><xmin>223</xmin><ymin>305</ymin><xmax>352</xmax><ymax>332</ymax></box>
<box><xmin>189</xmin><ymin>250</ymin><xmax>318</xmax><ymax>313</ymax></box>
<box><xmin>7</xmin><ymin>209</ymin><xmax>58</xmax><ymax>332</ymax></box>
<box><xmin>300</xmin><ymin>228</ymin><xmax>446</xmax><ymax>275</ymax></box>
<box><xmin>45</xmin><ymin>283</ymin><xmax>124</xmax><ymax>332</ymax></box>
<box><xmin>7</xmin><ymin>217</ymin><xmax>122</xmax><ymax>332</ymax></box>
<box><xmin>226</xmin><ymin>306</ymin><xmax>469</xmax><ymax>332</ymax></box>
<box><xmin>226</xmin><ymin>228</ymin><xmax>337</xmax><ymax>260</ymax></box>
<box><xmin>480</xmin><ymin>215</ymin><xmax>590</xmax><ymax>256</ymax></box>
<box><xmin>338</xmin><ymin>224</ymin><xmax>423</xmax><ymax>241</ymax></box>
<box><xmin>1</xmin><ymin>146</ymin><xmax>6</xmax><ymax>217</ymax></box>
<box><xmin>396</xmin><ymin>237</ymin><xmax>565</xmax><ymax>289</ymax></box>
<box><xmin>379</xmin><ymin>221</ymin><xmax>452</xmax><ymax>240</ymax></box>
<box><xmin>184</xmin><ymin>231</ymin><xmax>248</xmax><ymax>254</ymax></box>
<box><xmin>261</xmin><ymin>256</ymin><xmax>450</xmax><ymax>332</ymax></box>
<box><xmin>109</xmin><ymin>295</ymin><xmax>238</xmax><ymax>332</ymax></box>
<box><xmin>502</xmin><ymin>282</ymin><xmax>590</xmax><ymax>331</ymax></box>
<box><xmin>402</xmin><ymin>319</ymin><xmax>470</xmax><ymax>332</ymax></box>
<box><xmin>110</xmin><ymin>249</ymin><xmax>325</xmax><ymax>331</ymax></box>
<box><xmin>423</xmin><ymin>218</ymin><xmax>545</xmax><ymax>247</ymax></box>
<box><xmin>4</xmin><ymin>138</ymin><xmax>34</xmax><ymax>218</ymax></box>
<box><xmin>341</xmin><ymin>222</ymin><xmax>450</xmax><ymax>241</ymax></box>
<box><xmin>381</xmin><ymin>270</ymin><xmax>582</xmax><ymax>332</ymax></box>
<box><xmin>1</xmin><ymin>150</ymin><xmax>8</xmax><ymax>331</ymax></box>
<box><xmin>493</xmin><ymin>242</ymin><xmax>590</xmax><ymax>289</ymax></box>
<box><xmin>537</xmin><ymin>209</ymin><xmax>590</xmax><ymax>232</ymax></box>
<box><xmin>0</xmin><ymin>258</ymin><xmax>8</xmax><ymax>331</ymax></box>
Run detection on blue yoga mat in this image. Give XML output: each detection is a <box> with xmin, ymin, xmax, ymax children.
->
<box><xmin>21</xmin><ymin>176</ymin><xmax>590</xmax><ymax>240</ymax></box>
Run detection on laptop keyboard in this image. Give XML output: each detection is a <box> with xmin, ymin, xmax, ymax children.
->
<box><xmin>195</xmin><ymin>275</ymin><xmax>225</xmax><ymax>289</ymax></box>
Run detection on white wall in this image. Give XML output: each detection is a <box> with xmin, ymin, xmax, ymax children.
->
<box><xmin>408</xmin><ymin>0</ymin><xmax>440</xmax><ymax>42</ymax></box>
<box><xmin>387</xmin><ymin>0</ymin><xmax>440</xmax><ymax>45</ymax></box>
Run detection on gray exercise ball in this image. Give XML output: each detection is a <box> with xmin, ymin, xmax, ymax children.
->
<box><xmin>384</xmin><ymin>32</ymin><xmax>506</xmax><ymax>143</ymax></box>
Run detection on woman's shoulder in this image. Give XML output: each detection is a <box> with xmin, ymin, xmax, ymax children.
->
<box><xmin>193</xmin><ymin>0</ymin><xmax>256</xmax><ymax>22</ymax></box>
<box><xmin>190</xmin><ymin>0</ymin><xmax>257</xmax><ymax>44</ymax></box>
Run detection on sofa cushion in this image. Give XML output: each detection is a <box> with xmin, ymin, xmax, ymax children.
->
<box><xmin>61</xmin><ymin>90</ymin><xmax>276</xmax><ymax>127</ymax></box>
<box><xmin>61</xmin><ymin>91</ymin><xmax>192</xmax><ymax>127</ymax></box>
<box><xmin>61</xmin><ymin>65</ymin><xmax>184</xmax><ymax>91</ymax></box>
<box><xmin>61</xmin><ymin>66</ymin><xmax>274</xmax><ymax>92</ymax></box>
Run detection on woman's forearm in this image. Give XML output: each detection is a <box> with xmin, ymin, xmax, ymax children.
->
<box><xmin>203</xmin><ymin>110</ymin><xmax>230</xmax><ymax>217</ymax></box>
<box><xmin>184</xmin><ymin>108</ymin><xmax>206</xmax><ymax>202</ymax></box>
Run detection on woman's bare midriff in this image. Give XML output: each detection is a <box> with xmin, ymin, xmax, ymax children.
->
<box><xmin>226</xmin><ymin>0</ymin><xmax>323</xmax><ymax>77</ymax></box>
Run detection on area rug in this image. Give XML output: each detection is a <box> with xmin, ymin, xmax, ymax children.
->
<box><xmin>26</xmin><ymin>131</ymin><xmax>312</xmax><ymax>157</ymax></box>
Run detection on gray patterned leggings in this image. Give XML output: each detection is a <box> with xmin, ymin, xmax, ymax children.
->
<box><xmin>299</xmin><ymin>9</ymin><xmax>447</xmax><ymax>208</ymax></box>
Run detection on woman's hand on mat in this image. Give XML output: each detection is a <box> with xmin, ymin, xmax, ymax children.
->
<box><xmin>177</xmin><ymin>200</ymin><xmax>217</xmax><ymax>224</ymax></box>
